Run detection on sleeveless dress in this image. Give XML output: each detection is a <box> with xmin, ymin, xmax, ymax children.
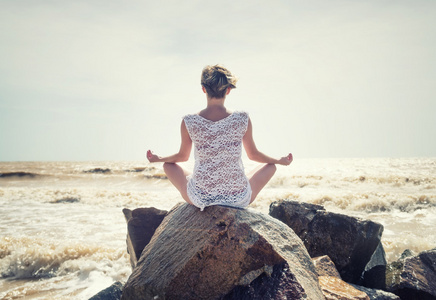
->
<box><xmin>183</xmin><ymin>111</ymin><xmax>252</xmax><ymax>211</ymax></box>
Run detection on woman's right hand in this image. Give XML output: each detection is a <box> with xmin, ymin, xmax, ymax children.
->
<box><xmin>147</xmin><ymin>150</ymin><xmax>160</xmax><ymax>163</ymax></box>
<box><xmin>278</xmin><ymin>153</ymin><xmax>293</xmax><ymax>166</ymax></box>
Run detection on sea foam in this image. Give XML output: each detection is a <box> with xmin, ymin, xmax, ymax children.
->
<box><xmin>0</xmin><ymin>158</ymin><xmax>435</xmax><ymax>299</ymax></box>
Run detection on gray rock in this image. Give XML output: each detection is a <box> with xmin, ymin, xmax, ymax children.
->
<box><xmin>360</xmin><ymin>241</ymin><xmax>387</xmax><ymax>290</ymax></box>
<box><xmin>121</xmin><ymin>203</ymin><xmax>324</xmax><ymax>300</ymax></box>
<box><xmin>269</xmin><ymin>199</ymin><xmax>384</xmax><ymax>284</ymax></box>
<box><xmin>386</xmin><ymin>248</ymin><xmax>436</xmax><ymax>300</ymax></box>
<box><xmin>89</xmin><ymin>281</ymin><xmax>123</xmax><ymax>300</ymax></box>
<box><xmin>122</xmin><ymin>207</ymin><xmax>167</xmax><ymax>268</ymax></box>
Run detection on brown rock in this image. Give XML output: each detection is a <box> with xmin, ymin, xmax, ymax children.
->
<box><xmin>319</xmin><ymin>276</ymin><xmax>370</xmax><ymax>300</ymax></box>
<box><xmin>386</xmin><ymin>248</ymin><xmax>436</xmax><ymax>300</ymax></box>
<box><xmin>122</xmin><ymin>207</ymin><xmax>167</xmax><ymax>268</ymax></box>
<box><xmin>121</xmin><ymin>203</ymin><xmax>324</xmax><ymax>300</ymax></box>
<box><xmin>313</xmin><ymin>255</ymin><xmax>342</xmax><ymax>278</ymax></box>
<box><xmin>270</xmin><ymin>200</ymin><xmax>384</xmax><ymax>283</ymax></box>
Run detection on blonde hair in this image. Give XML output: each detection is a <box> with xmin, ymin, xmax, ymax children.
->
<box><xmin>201</xmin><ymin>65</ymin><xmax>238</xmax><ymax>99</ymax></box>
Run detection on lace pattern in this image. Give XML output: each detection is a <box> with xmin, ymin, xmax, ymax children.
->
<box><xmin>184</xmin><ymin>112</ymin><xmax>252</xmax><ymax>211</ymax></box>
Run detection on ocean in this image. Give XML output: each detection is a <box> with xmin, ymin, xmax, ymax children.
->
<box><xmin>1</xmin><ymin>158</ymin><xmax>435</xmax><ymax>299</ymax></box>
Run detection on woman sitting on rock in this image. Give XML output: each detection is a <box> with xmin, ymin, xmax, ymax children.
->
<box><xmin>147</xmin><ymin>64</ymin><xmax>292</xmax><ymax>211</ymax></box>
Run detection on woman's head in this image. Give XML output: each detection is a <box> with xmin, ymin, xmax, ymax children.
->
<box><xmin>201</xmin><ymin>65</ymin><xmax>238</xmax><ymax>99</ymax></box>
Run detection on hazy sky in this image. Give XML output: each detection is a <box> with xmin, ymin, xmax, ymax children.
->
<box><xmin>1</xmin><ymin>0</ymin><xmax>435</xmax><ymax>161</ymax></box>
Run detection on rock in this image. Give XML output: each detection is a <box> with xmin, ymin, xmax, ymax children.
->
<box><xmin>121</xmin><ymin>203</ymin><xmax>324</xmax><ymax>300</ymax></box>
<box><xmin>83</xmin><ymin>168</ymin><xmax>111</xmax><ymax>174</ymax></box>
<box><xmin>270</xmin><ymin>200</ymin><xmax>384</xmax><ymax>283</ymax></box>
<box><xmin>313</xmin><ymin>255</ymin><xmax>342</xmax><ymax>278</ymax></box>
<box><xmin>386</xmin><ymin>248</ymin><xmax>436</xmax><ymax>300</ymax></box>
<box><xmin>318</xmin><ymin>276</ymin><xmax>370</xmax><ymax>300</ymax></box>
<box><xmin>360</xmin><ymin>242</ymin><xmax>387</xmax><ymax>290</ymax></box>
<box><xmin>122</xmin><ymin>207</ymin><xmax>168</xmax><ymax>268</ymax></box>
<box><xmin>0</xmin><ymin>172</ymin><xmax>38</xmax><ymax>178</ymax></box>
<box><xmin>51</xmin><ymin>197</ymin><xmax>80</xmax><ymax>204</ymax></box>
<box><xmin>350</xmin><ymin>284</ymin><xmax>400</xmax><ymax>300</ymax></box>
<box><xmin>268</xmin><ymin>200</ymin><xmax>324</xmax><ymax>237</ymax></box>
<box><xmin>221</xmin><ymin>262</ymin><xmax>306</xmax><ymax>300</ymax></box>
<box><xmin>88</xmin><ymin>281</ymin><xmax>123</xmax><ymax>300</ymax></box>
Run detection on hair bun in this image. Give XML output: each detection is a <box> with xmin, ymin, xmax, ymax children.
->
<box><xmin>201</xmin><ymin>64</ymin><xmax>238</xmax><ymax>98</ymax></box>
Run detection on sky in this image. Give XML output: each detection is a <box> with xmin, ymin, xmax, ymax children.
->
<box><xmin>0</xmin><ymin>0</ymin><xmax>435</xmax><ymax>161</ymax></box>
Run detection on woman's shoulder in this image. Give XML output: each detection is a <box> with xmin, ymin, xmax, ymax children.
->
<box><xmin>233</xmin><ymin>111</ymin><xmax>249</xmax><ymax>121</ymax></box>
<box><xmin>182</xmin><ymin>113</ymin><xmax>199</xmax><ymax>121</ymax></box>
<box><xmin>230</xmin><ymin>110</ymin><xmax>249</xmax><ymax>117</ymax></box>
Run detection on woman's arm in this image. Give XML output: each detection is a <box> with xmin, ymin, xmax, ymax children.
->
<box><xmin>242</xmin><ymin>118</ymin><xmax>292</xmax><ymax>165</ymax></box>
<box><xmin>147</xmin><ymin>120</ymin><xmax>192</xmax><ymax>163</ymax></box>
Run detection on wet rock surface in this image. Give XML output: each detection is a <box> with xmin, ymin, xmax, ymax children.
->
<box><xmin>386</xmin><ymin>248</ymin><xmax>436</xmax><ymax>300</ymax></box>
<box><xmin>270</xmin><ymin>200</ymin><xmax>384</xmax><ymax>283</ymax></box>
<box><xmin>121</xmin><ymin>203</ymin><xmax>324</xmax><ymax>300</ymax></box>
<box><xmin>122</xmin><ymin>207</ymin><xmax>167</xmax><ymax>268</ymax></box>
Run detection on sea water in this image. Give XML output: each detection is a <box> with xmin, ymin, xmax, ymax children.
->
<box><xmin>0</xmin><ymin>158</ymin><xmax>435</xmax><ymax>299</ymax></box>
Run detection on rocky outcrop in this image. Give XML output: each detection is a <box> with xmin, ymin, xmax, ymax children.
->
<box><xmin>386</xmin><ymin>248</ymin><xmax>436</xmax><ymax>300</ymax></box>
<box><xmin>83</xmin><ymin>168</ymin><xmax>111</xmax><ymax>174</ymax></box>
<box><xmin>312</xmin><ymin>255</ymin><xmax>399</xmax><ymax>300</ymax></box>
<box><xmin>122</xmin><ymin>207</ymin><xmax>168</xmax><ymax>268</ymax></box>
<box><xmin>88</xmin><ymin>281</ymin><xmax>123</xmax><ymax>300</ymax></box>
<box><xmin>0</xmin><ymin>171</ymin><xmax>39</xmax><ymax>178</ymax></box>
<box><xmin>121</xmin><ymin>203</ymin><xmax>324</xmax><ymax>300</ymax></box>
<box><xmin>270</xmin><ymin>200</ymin><xmax>384</xmax><ymax>283</ymax></box>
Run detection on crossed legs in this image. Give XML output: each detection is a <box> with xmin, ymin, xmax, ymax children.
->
<box><xmin>162</xmin><ymin>162</ymin><xmax>277</xmax><ymax>206</ymax></box>
<box><xmin>162</xmin><ymin>162</ymin><xmax>193</xmax><ymax>205</ymax></box>
<box><xmin>247</xmin><ymin>163</ymin><xmax>277</xmax><ymax>203</ymax></box>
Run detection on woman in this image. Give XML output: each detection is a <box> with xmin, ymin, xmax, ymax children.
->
<box><xmin>147</xmin><ymin>64</ymin><xmax>292</xmax><ymax>211</ymax></box>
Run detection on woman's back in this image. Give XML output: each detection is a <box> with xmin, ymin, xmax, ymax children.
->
<box><xmin>146</xmin><ymin>64</ymin><xmax>292</xmax><ymax>211</ymax></box>
<box><xmin>183</xmin><ymin>111</ymin><xmax>251</xmax><ymax>210</ymax></box>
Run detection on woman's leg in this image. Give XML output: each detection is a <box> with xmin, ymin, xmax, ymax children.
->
<box><xmin>247</xmin><ymin>164</ymin><xmax>277</xmax><ymax>204</ymax></box>
<box><xmin>162</xmin><ymin>162</ymin><xmax>193</xmax><ymax>205</ymax></box>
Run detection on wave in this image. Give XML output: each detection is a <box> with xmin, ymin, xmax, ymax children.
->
<box><xmin>0</xmin><ymin>236</ymin><xmax>129</xmax><ymax>279</ymax></box>
<box><xmin>297</xmin><ymin>193</ymin><xmax>436</xmax><ymax>213</ymax></box>
<box><xmin>83</xmin><ymin>168</ymin><xmax>111</xmax><ymax>174</ymax></box>
<box><xmin>50</xmin><ymin>197</ymin><xmax>81</xmax><ymax>204</ymax></box>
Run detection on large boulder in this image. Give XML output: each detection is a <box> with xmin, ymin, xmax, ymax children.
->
<box><xmin>122</xmin><ymin>207</ymin><xmax>168</xmax><ymax>268</ymax></box>
<box><xmin>386</xmin><ymin>248</ymin><xmax>436</xmax><ymax>300</ymax></box>
<box><xmin>270</xmin><ymin>200</ymin><xmax>384</xmax><ymax>283</ymax></box>
<box><xmin>121</xmin><ymin>203</ymin><xmax>324</xmax><ymax>300</ymax></box>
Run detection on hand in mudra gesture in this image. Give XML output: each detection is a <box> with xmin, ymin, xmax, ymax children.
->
<box><xmin>146</xmin><ymin>150</ymin><xmax>160</xmax><ymax>163</ymax></box>
<box><xmin>278</xmin><ymin>153</ymin><xmax>293</xmax><ymax>166</ymax></box>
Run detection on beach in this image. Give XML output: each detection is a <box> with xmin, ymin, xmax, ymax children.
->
<box><xmin>1</xmin><ymin>158</ymin><xmax>435</xmax><ymax>299</ymax></box>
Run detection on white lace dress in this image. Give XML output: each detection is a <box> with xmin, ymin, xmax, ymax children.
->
<box><xmin>183</xmin><ymin>111</ymin><xmax>252</xmax><ymax>211</ymax></box>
